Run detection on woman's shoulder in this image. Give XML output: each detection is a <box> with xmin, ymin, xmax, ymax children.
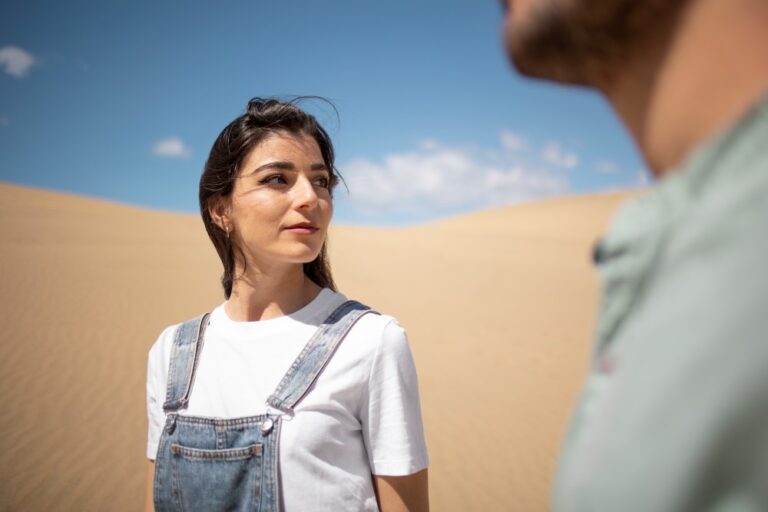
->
<box><xmin>326</xmin><ymin>290</ymin><xmax>403</xmax><ymax>333</ymax></box>
<box><xmin>148</xmin><ymin>305</ymin><xmax>226</xmax><ymax>354</ymax></box>
<box><xmin>148</xmin><ymin>309</ymin><xmax>209</xmax><ymax>362</ymax></box>
<box><xmin>328</xmin><ymin>293</ymin><xmax>410</xmax><ymax>358</ymax></box>
<box><xmin>355</xmin><ymin>310</ymin><xmax>406</xmax><ymax>342</ymax></box>
<box><xmin>147</xmin><ymin>322</ymin><xmax>181</xmax><ymax>364</ymax></box>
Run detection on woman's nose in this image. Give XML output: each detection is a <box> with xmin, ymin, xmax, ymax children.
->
<box><xmin>293</xmin><ymin>176</ymin><xmax>319</xmax><ymax>209</ymax></box>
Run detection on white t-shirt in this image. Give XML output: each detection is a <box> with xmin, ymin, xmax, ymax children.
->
<box><xmin>146</xmin><ymin>288</ymin><xmax>428</xmax><ymax>511</ymax></box>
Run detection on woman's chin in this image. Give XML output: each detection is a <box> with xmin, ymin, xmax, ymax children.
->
<box><xmin>283</xmin><ymin>246</ymin><xmax>324</xmax><ymax>265</ymax></box>
<box><xmin>244</xmin><ymin>241</ymin><xmax>324</xmax><ymax>267</ymax></box>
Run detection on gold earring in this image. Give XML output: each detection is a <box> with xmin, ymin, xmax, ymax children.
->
<box><xmin>224</xmin><ymin>224</ymin><xmax>230</xmax><ymax>239</ymax></box>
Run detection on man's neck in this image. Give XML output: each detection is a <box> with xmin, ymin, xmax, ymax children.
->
<box><xmin>606</xmin><ymin>0</ymin><xmax>768</xmax><ymax>177</ymax></box>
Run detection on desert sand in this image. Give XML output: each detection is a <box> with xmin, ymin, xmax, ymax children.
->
<box><xmin>0</xmin><ymin>182</ymin><xmax>634</xmax><ymax>511</ymax></box>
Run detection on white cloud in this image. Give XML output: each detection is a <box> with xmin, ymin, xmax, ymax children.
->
<box><xmin>500</xmin><ymin>130</ymin><xmax>527</xmax><ymax>152</ymax></box>
<box><xmin>152</xmin><ymin>137</ymin><xmax>192</xmax><ymax>158</ymax></box>
<box><xmin>0</xmin><ymin>46</ymin><xmax>35</xmax><ymax>78</ymax></box>
<box><xmin>541</xmin><ymin>143</ymin><xmax>579</xmax><ymax>169</ymax></box>
<box><xmin>596</xmin><ymin>160</ymin><xmax>619</xmax><ymax>173</ymax></box>
<box><xmin>341</xmin><ymin>139</ymin><xmax>568</xmax><ymax>215</ymax></box>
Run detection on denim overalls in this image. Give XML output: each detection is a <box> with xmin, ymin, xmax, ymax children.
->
<box><xmin>153</xmin><ymin>300</ymin><xmax>375</xmax><ymax>512</ymax></box>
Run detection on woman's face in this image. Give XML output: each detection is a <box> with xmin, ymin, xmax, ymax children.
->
<box><xmin>224</xmin><ymin>131</ymin><xmax>333</xmax><ymax>270</ymax></box>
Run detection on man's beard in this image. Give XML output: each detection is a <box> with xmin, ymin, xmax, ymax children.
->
<box><xmin>505</xmin><ymin>0</ymin><xmax>688</xmax><ymax>90</ymax></box>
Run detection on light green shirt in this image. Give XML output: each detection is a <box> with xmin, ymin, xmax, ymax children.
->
<box><xmin>554</xmin><ymin>95</ymin><xmax>768</xmax><ymax>512</ymax></box>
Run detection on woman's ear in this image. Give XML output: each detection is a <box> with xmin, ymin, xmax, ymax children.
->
<box><xmin>208</xmin><ymin>196</ymin><xmax>232</xmax><ymax>234</ymax></box>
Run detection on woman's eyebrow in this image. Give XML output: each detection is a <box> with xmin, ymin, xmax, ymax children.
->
<box><xmin>310</xmin><ymin>163</ymin><xmax>329</xmax><ymax>172</ymax></box>
<box><xmin>249</xmin><ymin>161</ymin><xmax>328</xmax><ymax>174</ymax></box>
<box><xmin>250</xmin><ymin>161</ymin><xmax>295</xmax><ymax>174</ymax></box>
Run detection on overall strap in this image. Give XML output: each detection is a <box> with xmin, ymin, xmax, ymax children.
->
<box><xmin>267</xmin><ymin>300</ymin><xmax>375</xmax><ymax>412</ymax></box>
<box><xmin>163</xmin><ymin>313</ymin><xmax>210</xmax><ymax>413</ymax></box>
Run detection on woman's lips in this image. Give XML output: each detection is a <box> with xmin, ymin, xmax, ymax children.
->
<box><xmin>284</xmin><ymin>223</ymin><xmax>319</xmax><ymax>235</ymax></box>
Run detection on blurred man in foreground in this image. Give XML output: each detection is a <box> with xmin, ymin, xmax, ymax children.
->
<box><xmin>501</xmin><ymin>0</ymin><xmax>768</xmax><ymax>510</ymax></box>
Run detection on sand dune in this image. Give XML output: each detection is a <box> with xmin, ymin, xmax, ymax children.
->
<box><xmin>0</xmin><ymin>182</ymin><xmax>633</xmax><ymax>511</ymax></box>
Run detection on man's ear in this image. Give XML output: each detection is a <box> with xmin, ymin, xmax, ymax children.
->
<box><xmin>208</xmin><ymin>196</ymin><xmax>231</xmax><ymax>234</ymax></box>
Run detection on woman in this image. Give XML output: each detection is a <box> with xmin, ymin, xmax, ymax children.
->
<box><xmin>145</xmin><ymin>98</ymin><xmax>429</xmax><ymax>511</ymax></box>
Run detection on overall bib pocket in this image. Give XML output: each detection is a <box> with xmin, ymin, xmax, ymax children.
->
<box><xmin>170</xmin><ymin>443</ymin><xmax>263</xmax><ymax>512</ymax></box>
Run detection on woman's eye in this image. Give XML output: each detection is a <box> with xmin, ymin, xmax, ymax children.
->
<box><xmin>313</xmin><ymin>176</ymin><xmax>330</xmax><ymax>188</ymax></box>
<box><xmin>260</xmin><ymin>174</ymin><xmax>287</xmax><ymax>186</ymax></box>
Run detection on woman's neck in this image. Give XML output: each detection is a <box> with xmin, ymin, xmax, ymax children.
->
<box><xmin>225</xmin><ymin>263</ymin><xmax>322</xmax><ymax>322</ymax></box>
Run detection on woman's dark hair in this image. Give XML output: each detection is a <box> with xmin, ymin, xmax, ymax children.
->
<box><xmin>199</xmin><ymin>97</ymin><xmax>339</xmax><ymax>299</ymax></box>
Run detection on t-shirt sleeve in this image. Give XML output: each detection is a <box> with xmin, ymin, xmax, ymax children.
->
<box><xmin>146</xmin><ymin>326</ymin><xmax>174</xmax><ymax>460</ymax></box>
<box><xmin>361</xmin><ymin>318</ymin><xmax>429</xmax><ymax>476</ymax></box>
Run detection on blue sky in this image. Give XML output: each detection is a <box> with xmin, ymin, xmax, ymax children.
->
<box><xmin>0</xmin><ymin>0</ymin><xmax>648</xmax><ymax>225</ymax></box>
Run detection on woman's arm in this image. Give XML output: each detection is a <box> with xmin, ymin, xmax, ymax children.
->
<box><xmin>145</xmin><ymin>460</ymin><xmax>155</xmax><ymax>512</ymax></box>
<box><xmin>374</xmin><ymin>469</ymin><xmax>429</xmax><ymax>512</ymax></box>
